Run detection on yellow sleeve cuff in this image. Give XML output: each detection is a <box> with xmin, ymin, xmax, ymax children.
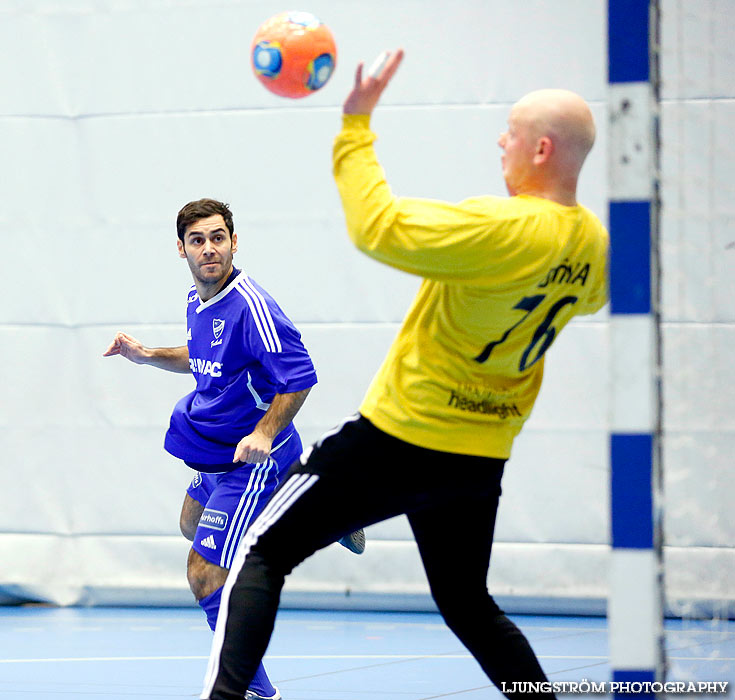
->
<box><xmin>341</xmin><ymin>113</ymin><xmax>372</xmax><ymax>130</ymax></box>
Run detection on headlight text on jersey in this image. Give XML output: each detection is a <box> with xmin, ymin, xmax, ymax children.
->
<box><xmin>189</xmin><ymin>357</ymin><xmax>223</xmax><ymax>377</ymax></box>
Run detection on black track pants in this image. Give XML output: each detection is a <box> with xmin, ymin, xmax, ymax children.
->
<box><xmin>202</xmin><ymin>415</ymin><xmax>555</xmax><ymax>700</ymax></box>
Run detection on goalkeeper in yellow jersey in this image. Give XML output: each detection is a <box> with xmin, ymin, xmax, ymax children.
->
<box><xmin>202</xmin><ymin>49</ymin><xmax>608</xmax><ymax>700</ymax></box>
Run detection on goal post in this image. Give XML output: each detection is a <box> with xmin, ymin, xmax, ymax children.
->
<box><xmin>607</xmin><ymin>0</ymin><xmax>666</xmax><ymax>694</ymax></box>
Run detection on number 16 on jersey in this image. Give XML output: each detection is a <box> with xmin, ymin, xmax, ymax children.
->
<box><xmin>474</xmin><ymin>294</ymin><xmax>578</xmax><ymax>371</ymax></box>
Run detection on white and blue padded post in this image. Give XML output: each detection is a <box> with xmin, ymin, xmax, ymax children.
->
<box><xmin>607</xmin><ymin>0</ymin><xmax>665</xmax><ymax>695</ymax></box>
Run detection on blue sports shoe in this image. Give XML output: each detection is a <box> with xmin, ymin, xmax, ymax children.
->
<box><xmin>338</xmin><ymin>528</ymin><xmax>366</xmax><ymax>555</ymax></box>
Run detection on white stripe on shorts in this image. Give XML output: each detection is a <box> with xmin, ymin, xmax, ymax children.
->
<box><xmin>201</xmin><ymin>472</ymin><xmax>318</xmax><ymax>699</ymax></box>
<box><xmin>219</xmin><ymin>459</ymin><xmax>272</xmax><ymax>569</ymax></box>
<box><xmin>218</xmin><ymin>436</ymin><xmax>294</xmax><ymax>568</ymax></box>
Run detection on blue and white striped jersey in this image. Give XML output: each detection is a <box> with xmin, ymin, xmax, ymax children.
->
<box><xmin>164</xmin><ymin>269</ymin><xmax>317</xmax><ymax>467</ymax></box>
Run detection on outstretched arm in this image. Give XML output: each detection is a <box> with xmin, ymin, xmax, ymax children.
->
<box><xmin>233</xmin><ymin>387</ymin><xmax>312</xmax><ymax>464</ymax></box>
<box><xmin>102</xmin><ymin>331</ymin><xmax>190</xmax><ymax>373</ymax></box>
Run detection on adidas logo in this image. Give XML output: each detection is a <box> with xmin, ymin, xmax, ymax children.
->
<box><xmin>200</xmin><ymin>535</ymin><xmax>217</xmax><ymax>550</ymax></box>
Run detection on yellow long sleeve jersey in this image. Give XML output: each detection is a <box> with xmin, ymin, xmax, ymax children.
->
<box><xmin>333</xmin><ymin>114</ymin><xmax>609</xmax><ymax>459</ymax></box>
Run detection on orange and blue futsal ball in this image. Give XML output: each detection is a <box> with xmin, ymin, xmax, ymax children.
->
<box><xmin>251</xmin><ymin>11</ymin><xmax>337</xmax><ymax>98</ymax></box>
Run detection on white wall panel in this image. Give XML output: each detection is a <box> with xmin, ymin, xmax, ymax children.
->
<box><xmin>660</xmin><ymin>0</ymin><xmax>735</xmax><ymax>100</ymax></box>
<box><xmin>0</xmin><ymin>535</ymin><xmax>80</xmax><ymax>606</ymax></box>
<box><xmin>0</xmin><ymin>429</ymin><xmax>75</xmax><ymax>534</ymax></box>
<box><xmin>0</xmin><ymin>424</ymin><xmax>185</xmax><ymax>534</ymax></box>
<box><xmin>664</xmin><ymin>547</ymin><xmax>735</xmax><ymax>614</ymax></box>
<box><xmin>60</xmin><ymin>427</ymin><xmax>186</xmax><ymax>535</ymax></box>
<box><xmin>500</xmin><ymin>430</ymin><xmax>609</xmax><ymax>544</ymax></box>
<box><xmin>0</xmin><ymin>534</ymin><xmax>192</xmax><ymax>607</ymax></box>
<box><xmin>1</xmin><ymin>0</ymin><xmax>605</xmax><ymax>117</ymax></box>
<box><xmin>325</xmin><ymin>0</ymin><xmax>606</xmax><ymax>108</ymax></box>
<box><xmin>0</xmin><ymin>329</ymin><xmax>76</xmax><ymax>428</ymax></box>
<box><xmin>0</xmin><ymin>118</ymin><xmax>87</xmax><ymax>219</ymax></box>
<box><xmin>663</xmin><ymin>324</ymin><xmax>735</xmax><ymax>432</ymax></box>
<box><xmin>0</xmin><ymin>326</ymin><xmax>187</xmax><ymax>429</ymax></box>
<box><xmin>0</xmin><ymin>12</ymin><xmax>69</xmax><ymax>116</ymax></box>
<box><xmin>664</xmin><ymin>431</ymin><xmax>735</xmax><ymax>549</ymax></box>
<box><xmin>660</xmin><ymin>100</ymin><xmax>735</xmax><ymax>323</ymax></box>
<box><xmin>78</xmin><ymin>111</ymin><xmax>338</xmax><ymax>219</ymax></box>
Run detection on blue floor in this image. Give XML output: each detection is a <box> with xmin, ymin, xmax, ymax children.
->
<box><xmin>0</xmin><ymin>607</ymin><xmax>732</xmax><ymax>698</ymax></box>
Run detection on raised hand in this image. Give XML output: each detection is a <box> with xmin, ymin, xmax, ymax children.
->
<box><xmin>343</xmin><ymin>48</ymin><xmax>405</xmax><ymax>116</ymax></box>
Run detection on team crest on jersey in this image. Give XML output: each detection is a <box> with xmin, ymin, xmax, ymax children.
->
<box><xmin>211</xmin><ymin>318</ymin><xmax>225</xmax><ymax>347</ymax></box>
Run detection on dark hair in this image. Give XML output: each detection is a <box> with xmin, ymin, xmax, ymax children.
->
<box><xmin>176</xmin><ymin>199</ymin><xmax>234</xmax><ymax>242</ymax></box>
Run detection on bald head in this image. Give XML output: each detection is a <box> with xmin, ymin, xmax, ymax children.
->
<box><xmin>512</xmin><ymin>89</ymin><xmax>596</xmax><ymax>166</ymax></box>
<box><xmin>498</xmin><ymin>89</ymin><xmax>596</xmax><ymax>205</ymax></box>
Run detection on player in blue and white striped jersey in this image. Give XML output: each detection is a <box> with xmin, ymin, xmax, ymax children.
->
<box><xmin>104</xmin><ymin>198</ymin><xmax>364</xmax><ymax>700</ymax></box>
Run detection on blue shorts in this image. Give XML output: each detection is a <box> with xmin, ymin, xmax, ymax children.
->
<box><xmin>187</xmin><ymin>432</ymin><xmax>303</xmax><ymax>568</ymax></box>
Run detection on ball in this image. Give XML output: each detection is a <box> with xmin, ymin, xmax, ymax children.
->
<box><xmin>251</xmin><ymin>11</ymin><xmax>337</xmax><ymax>99</ymax></box>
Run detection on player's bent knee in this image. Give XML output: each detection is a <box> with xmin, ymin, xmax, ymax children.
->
<box><xmin>186</xmin><ymin>548</ymin><xmax>228</xmax><ymax>600</ymax></box>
